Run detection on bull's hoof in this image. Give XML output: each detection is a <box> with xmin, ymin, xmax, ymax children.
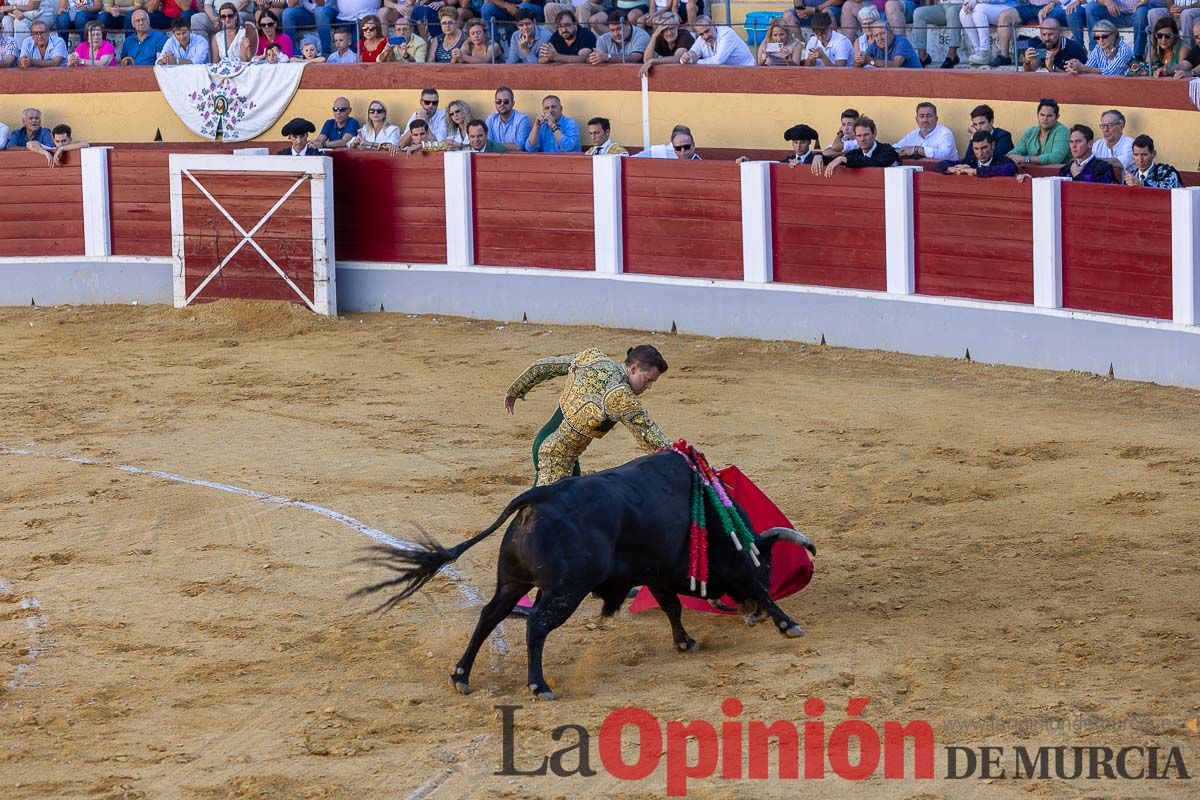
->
<box><xmin>783</xmin><ymin>624</ymin><xmax>805</xmax><ymax>638</ymax></box>
<box><xmin>677</xmin><ymin>638</ymin><xmax>700</xmax><ymax>653</ymax></box>
<box><xmin>529</xmin><ymin>683</ymin><xmax>556</xmax><ymax>701</ymax></box>
<box><xmin>451</xmin><ymin>677</ymin><xmax>471</xmax><ymax>694</ymax></box>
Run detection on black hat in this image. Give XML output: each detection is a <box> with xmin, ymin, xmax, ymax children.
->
<box><xmin>281</xmin><ymin>117</ymin><xmax>316</xmax><ymax>137</ymax></box>
<box><xmin>784</xmin><ymin>124</ymin><xmax>819</xmax><ymax>142</ymax></box>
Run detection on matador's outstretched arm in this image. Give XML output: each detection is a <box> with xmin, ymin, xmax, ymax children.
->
<box><xmin>506</xmin><ymin>353</ymin><xmax>576</xmax><ymax>401</ymax></box>
<box><xmin>606</xmin><ymin>385</ymin><xmax>671</xmax><ymax>453</ymax></box>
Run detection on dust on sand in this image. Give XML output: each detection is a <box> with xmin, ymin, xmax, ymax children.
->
<box><xmin>1</xmin><ymin>301</ymin><xmax>1197</xmax><ymax>799</ymax></box>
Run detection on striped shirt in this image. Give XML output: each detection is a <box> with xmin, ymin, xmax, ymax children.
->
<box><xmin>1085</xmin><ymin>39</ymin><xmax>1133</xmax><ymax>76</ymax></box>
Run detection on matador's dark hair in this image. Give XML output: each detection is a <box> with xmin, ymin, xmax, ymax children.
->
<box><xmin>626</xmin><ymin>344</ymin><xmax>668</xmax><ymax>373</ymax></box>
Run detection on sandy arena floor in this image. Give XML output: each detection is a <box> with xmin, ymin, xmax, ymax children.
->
<box><xmin>1</xmin><ymin>301</ymin><xmax>1197</xmax><ymax>799</ymax></box>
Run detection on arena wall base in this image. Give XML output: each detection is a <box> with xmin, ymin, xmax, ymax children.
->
<box><xmin>337</xmin><ymin>262</ymin><xmax>1200</xmax><ymax>390</ymax></box>
<box><xmin>0</xmin><ymin>258</ymin><xmax>173</xmax><ymax>307</ymax></box>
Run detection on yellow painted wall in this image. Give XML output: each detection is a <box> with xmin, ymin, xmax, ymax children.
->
<box><xmin>4</xmin><ymin>86</ymin><xmax>1197</xmax><ymax>170</ymax></box>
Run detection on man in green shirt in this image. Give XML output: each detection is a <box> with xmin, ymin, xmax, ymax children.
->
<box><xmin>1007</xmin><ymin>98</ymin><xmax>1070</xmax><ymax>167</ymax></box>
<box><xmin>466</xmin><ymin>119</ymin><xmax>508</xmax><ymax>154</ymax></box>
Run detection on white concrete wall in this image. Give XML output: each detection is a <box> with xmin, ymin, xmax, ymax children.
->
<box><xmin>0</xmin><ymin>258</ymin><xmax>173</xmax><ymax>307</ymax></box>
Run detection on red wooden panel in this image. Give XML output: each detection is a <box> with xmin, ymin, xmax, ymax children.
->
<box><xmin>770</xmin><ymin>164</ymin><xmax>886</xmax><ymax>289</ymax></box>
<box><xmin>622</xmin><ymin>159</ymin><xmax>740</xmax><ymax>279</ymax></box>
<box><xmin>109</xmin><ymin>148</ymin><xmax>172</xmax><ymax>256</ymax></box>
<box><xmin>914</xmin><ymin>172</ymin><xmax>1033</xmax><ymax>304</ymax></box>
<box><xmin>1061</xmin><ymin>182</ymin><xmax>1172</xmax><ymax>319</ymax></box>
<box><xmin>332</xmin><ymin>151</ymin><xmax>447</xmax><ymax>263</ymax></box>
<box><xmin>471</xmin><ymin>154</ymin><xmax>594</xmax><ymax>271</ymax></box>
<box><xmin>0</xmin><ymin>155</ymin><xmax>83</xmax><ymax>256</ymax></box>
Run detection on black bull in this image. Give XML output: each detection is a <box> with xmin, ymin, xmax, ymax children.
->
<box><xmin>355</xmin><ymin>450</ymin><xmax>817</xmax><ymax>700</ymax></box>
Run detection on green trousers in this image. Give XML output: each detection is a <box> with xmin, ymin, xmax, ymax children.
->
<box><xmin>531</xmin><ymin>407</ymin><xmax>582</xmax><ymax>486</ymax></box>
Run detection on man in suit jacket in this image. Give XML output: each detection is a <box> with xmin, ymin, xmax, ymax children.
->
<box><xmin>814</xmin><ymin>116</ymin><xmax>900</xmax><ymax>177</ymax></box>
<box><xmin>278</xmin><ymin>118</ymin><xmax>317</xmax><ymax>156</ymax></box>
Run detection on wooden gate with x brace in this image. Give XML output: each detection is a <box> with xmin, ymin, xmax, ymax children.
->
<box><xmin>169</xmin><ymin>154</ymin><xmax>336</xmax><ymax>315</ymax></box>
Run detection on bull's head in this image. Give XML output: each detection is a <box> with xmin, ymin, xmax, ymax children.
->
<box><xmin>735</xmin><ymin>527</ymin><xmax>817</xmax><ymax>634</ymax></box>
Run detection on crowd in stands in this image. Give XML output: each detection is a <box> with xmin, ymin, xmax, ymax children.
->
<box><xmin>1</xmin><ymin>0</ymin><xmax>1198</xmax><ymax>76</ymax></box>
<box><xmin>267</xmin><ymin>87</ymin><xmax>1185</xmax><ymax>189</ymax></box>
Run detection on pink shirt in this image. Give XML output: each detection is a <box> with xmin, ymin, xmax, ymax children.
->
<box><xmin>256</xmin><ymin>32</ymin><xmax>294</xmax><ymax>57</ymax></box>
<box><xmin>73</xmin><ymin>40</ymin><xmax>116</xmax><ymax>66</ymax></box>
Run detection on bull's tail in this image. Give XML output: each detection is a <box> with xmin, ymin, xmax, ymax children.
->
<box><xmin>351</xmin><ymin>484</ymin><xmax>558</xmax><ymax>613</ymax></box>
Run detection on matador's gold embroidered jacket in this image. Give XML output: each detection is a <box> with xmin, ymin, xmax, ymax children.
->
<box><xmin>507</xmin><ymin>348</ymin><xmax>671</xmax><ymax>453</ymax></box>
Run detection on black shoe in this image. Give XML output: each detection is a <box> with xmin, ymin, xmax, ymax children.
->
<box><xmin>940</xmin><ymin>55</ymin><xmax>960</xmax><ymax>69</ymax></box>
<box><xmin>919</xmin><ymin>53</ymin><xmax>932</xmax><ymax>67</ymax></box>
<box><xmin>989</xmin><ymin>55</ymin><xmax>1013</xmax><ymax>67</ymax></box>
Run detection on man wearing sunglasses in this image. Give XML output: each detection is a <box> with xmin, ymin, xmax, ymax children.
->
<box><xmin>312</xmin><ymin>97</ymin><xmax>361</xmax><ymax>150</ymax></box>
<box><xmin>484</xmin><ymin>86</ymin><xmax>531</xmax><ymax>153</ymax></box>
<box><xmin>400</xmin><ymin>88</ymin><xmax>449</xmax><ymax>148</ymax></box>
<box><xmin>631</xmin><ymin>124</ymin><xmax>703</xmax><ymax>160</ymax></box>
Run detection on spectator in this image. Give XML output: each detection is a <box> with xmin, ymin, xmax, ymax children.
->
<box><xmin>1123</xmin><ymin>134</ymin><xmax>1183</xmax><ymax>188</ymax></box>
<box><xmin>9</xmin><ymin>108</ymin><xmax>54</xmax><ymax>149</ymax></box>
<box><xmin>1021</xmin><ymin>17</ymin><xmax>1085</xmax><ymax>70</ymax></box>
<box><xmin>1064</xmin><ymin>0</ymin><xmax>1147</xmax><ymax>61</ymax></box>
<box><xmin>966</xmin><ymin>105</ymin><xmax>1014</xmax><ymax>162</ymax></box>
<box><xmin>1007</xmin><ymin>98</ymin><xmax>1070</xmax><ymax>166</ymax></box>
<box><xmin>1091</xmin><ymin>108</ymin><xmax>1134</xmax><ymax>171</ymax></box>
<box><xmin>784</xmin><ymin>0</ymin><xmax>845</xmax><ymax>41</ymax></box>
<box><xmin>0</xmin><ymin>120</ymin><xmax>7</xmax><ymax>148</ymax></box>
<box><xmin>149</xmin><ymin>0</ymin><xmax>197</xmax><ymax>31</ymax></box>
<box><xmin>912</xmin><ymin>0</ymin><xmax>962</xmax><ymax>67</ymax></box>
<box><xmin>632</xmin><ymin>123</ymin><xmax>698</xmax><ymax>158</ymax></box>
<box><xmin>591</xmin><ymin>10</ymin><xmax>649</xmax><ymax>62</ymax></box>
<box><xmin>896</xmin><ymin>101</ymin><xmax>959</xmax><ymax>161</ymax></box>
<box><xmin>821</xmin><ymin>108</ymin><xmax>862</xmax><ymax>157</ymax></box>
<box><xmin>525</xmin><ymin>94</ymin><xmax>581</xmax><ymax>153</ymax></box>
<box><xmin>398</xmin><ymin>0</ymin><xmax>446</xmax><ymax>42</ymax></box>
<box><xmin>1059</xmin><ymin>124</ymin><xmax>1117</xmax><ymax>182</ymax></box>
<box><xmin>1176</xmin><ymin>18</ymin><xmax>1200</xmax><ymax>77</ymax></box>
<box><xmin>1150</xmin><ymin>3</ymin><xmax>1200</xmax><ymax>53</ymax></box>
<box><xmin>802</xmin><ymin>11</ymin><xmax>853</xmax><ymax>65</ymax></box>
<box><xmin>158</xmin><ymin>16</ymin><xmax>208</xmax><ymax>62</ymax></box>
<box><xmin>855</xmin><ymin>18</ymin><xmax>921</xmax><ymax>66</ymax></box>
<box><xmin>3</xmin><ymin>0</ymin><xmax>54</xmax><ymax>44</ymax></box>
<box><xmin>1149</xmin><ymin>16</ymin><xmax>1187</xmax><ymax>74</ymax></box>
<box><xmin>403</xmin><ymin>118</ymin><xmax>456</xmax><ymax>154</ymax></box>
<box><xmin>935</xmin><ymin>130</ymin><xmax>1020</xmax><ymax>176</ymax></box>
<box><xmin>357</xmin><ymin>13</ymin><xmax>387</xmax><ymax>61</ymax></box>
<box><xmin>506</xmin><ymin>8</ymin><xmax>550</xmax><ymax>63</ymax></box>
<box><xmin>16</xmin><ymin>20</ymin><xmax>65</xmax><ymax>65</ymax></box>
<box><xmin>444</xmin><ymin>99</ymin><xmax>473</xmax><ymax>147</ymax></box>
<box><xmin>281</xmin><ymin>0</ymin><xmax>336</xmax><ymax>55</ymax></box>
<box><xmin>335</xmin><ymin>0</ymin><xmax>381</xmax><ymax>41</ymax></box>
<box><xmin>297</xmin><ymin>34</ymin><xmax>323</xmax><ymax>60</ymax></box>
<box><xmin>117</xmin><ymin>9</ymin><xmax>165</xmax><ymax>63</ymax></box>
<box><xmin>680</xmin><ymin>15</ymin><xmax>754</xmax><ymax>64</ymax></box>
<box><xmin>0</xmin><ymin>31</ymin><xmax>15</xmax><ymax>66</ymax></box>
<box><xmin>817</xmin><ymin>116</ymin><xmax>900</xmax><ymax>177</ymax></box>
<box><xmin>326</xmin><ymin>28</ymin><xmax>357</xmax><ymax>62</ymax></box>
<box><xmin>278</xmin><ymin>116</ymin><xmax>316</xmax><ymax>155</ymax></box>
<box><xmin>382</xmin><ymin>16</ymin><xmax>426</xmax><ymax>62</ymax></box>
<box><xmin>313</xmin><ymin>96</ymin><xmax>360</xmax><ymax>150</ymax></box>
<box><xmin>849</xmin><ymin>4</ymin><xmax>880</xmax><ymax>58</ymax></box>
<box><xmin>485</xmin><ymin>87</ymin><xmax>531</xmax><ymax>152</ymax></box>
<box><xmin>460</xmin><ymin>17</ymin><xmax>501</xmax><ymax>61</ymax></box>
<box><xmin>428</xmin><ymin>6</ymin><xmax>466</xmax><ymax>61</ymax></box>
<box><xmin>757</xmin><ymin>17</ymin><xmax>801</xmax><ymax>65</ymax></box>
<box><xmin>26</xmin><ymin>122</ymin><xmax>87</xmax><ymax>167</ymax></box>
<box><xmin>99</xmin><ymin>0</ymin><xmax>139</xmax><ymax>33</ymax></box>
<box><xmin>210</xmin><ymin>4</ymin><xmax>252</xmax><ymax>62</ymax></box>
<box><xmin>993</xmin><ymin>2</ymin><xmax>1067</xmax><ymax>67</ymax></box>
<box><xmin>480</xmin><ymin>0</ymin><xmax>544</xmax><ymax>32</ymax></box>
<box><xmin>778</xmin><ymin>123</ymin><xmax>821</xmax><ymax>165</ymax></box>
<box><xmin>540</xmin><ymin>10</ymin><xmax>596</xmax><ymax>62</ymax></box>
<box><xmin>255</xmin><ymin>40</ymin><xmax>289</xmax><ymax>61</ymax></box>
<box><xmin>401</xmin><ymin>88</ymin><xmax>449</xmax><ymax>146</ymax></box>
<box><xmin>841</xmin><ymin>0</ymin><xmax>912</xmax><ymax>41</ymax></box>
<box><xmin>1066</xmin><ymin>18</ymin><xmax>1132</xmax><ymax>74</ymax></box>
<box><xmin>58</xmin><ymin>0</ymin><xmax>103</xmax><ymax>42</ymax></box>
<box><xmin>193</xmin><ymin>0</ymin><xmax>252</xmax><ymax>40</ymax></box>
<box><xmin>67</xmin><ymin>20</ymin><xmax>115</xmax><ymax>65</ymax></box>
<box><xmin>960</xmin><ymin>0</ymin><xmax>1018</xmax><ymax>66</ymax></box>
<box><xmin>466</xmin><ymin>119</ymin><xmax>508</xmax><ymax>153</ymax></box>
<box><xmin>348</xmin><ymin>100</ymin><xmax>401</xmax><ymax>152</ymax></box>
<box><xmin>254</xmin><ymin>8</ymin><xmax>291</xmax><ymax>57</ymax></box>
<box><xmin>584</xmin><ymin>116</ymin><xmax>628</xmax><ymax>155</ymax></box>
<box><xmin>640</xmin><ymin>13</ymin><xmax>693</xmax><ymax>74</ymax></box>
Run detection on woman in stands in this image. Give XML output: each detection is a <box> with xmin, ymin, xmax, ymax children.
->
<box><xmin>1149</xmin><ymin>16</ymin><xmax>1187</xmax><ymax>75</ymax></box>
<box><xmin>757</xmin><ymin>17</ymin><xmax>802</xmax><ymax>65</ymax></box>
<box><xmin>426</xmin><ymin>6</ymin><xmax>466</xmax><ymax>62</ymax></box>
<box><xmin>443</xmin><ymin>100</ymin><xmax>473</xmax><ymax>148</ymax></box>
<box><xmin>67</xmin><ymin>20</ymin><xmax>115</xmax><ymax>66</ymax></box>
<box><xmin>1064</xmin><ymin>18</ymin><xmax>1132</xmax><ymax>75</ymax></box>
<box><xmin>459</xmin><ymin>17</ymin><xmax>501</xmax><ymax>62</ymax></box>
<box><xmin>357</xmin><ymin>14</ymin><xmax>387</xmax><ymax>61</ymax></box>
<box><xmin>849</xmin><ymin>4</ymin><xmax>879</xmax><ymax>60</ymax></box>
<box><xmin>254</xmin><ymin>7</ymin><xmax>291</xmax><ymax>57</ymax></box>
<box><xmin>960</xmin><ymin>0</ymin><xmax>1019</xmax><ymax>66</ymax></box>
<box><xmin>348</xmin><ymin>100</ymin><xmax>401</xmax><ymax>153</ymax></box>
<box><xmin>210</xmin><ymin>2</ymin><xmax>252</xmax><ymax>62</ymax></box>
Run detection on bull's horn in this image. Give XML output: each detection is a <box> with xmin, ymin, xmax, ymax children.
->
<box><xmin>760</xmin><ymin>527</ymin><xmax>817</xmax><ymax>557</ymax></box>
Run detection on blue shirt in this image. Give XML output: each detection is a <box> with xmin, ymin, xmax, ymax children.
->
<box><xmin>524</xmin><ymin>115</ymin><xmax>580</xmax><ymax>153</ymax></box>
<box><xmin>320</xmin><ymin>117</ymin><xmax>361</xmax><ymax>144</ymax></box>
<box><xmin>18</xmin><ymin>33</ymin><xmax>68</xmax><ymax>63</ymax></box>
<box><xmin>484</xmin><ymin>110</ymin><xmax>532</xmax><ymax>149</ymax></box>
<box><xmin>9</xmin><ymin>126</ymin><xmax>54</xmax><ymax>149</ymax></box>
<box><xmin>865</xmin><ymin>33</ymin><xmax>922</xmax><ymax>69</ymax></box>
<box><xmin>119</xmin><ymin>30</ymin><xmax>167</xmax><ymax>66</ymax></box>
<box><xmin>158</xmin><ymin>33</ymin><xmax>210</xmax><ymax>65</ymax></box>
<box><xmin>506</xmin><ymin>27</ymin><xmax>552</xmax><ymax>64</ymax></box>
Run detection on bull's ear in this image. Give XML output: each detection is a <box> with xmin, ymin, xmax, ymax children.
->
<box><xmin>759</xmin><ymin>527</ymin><xmax>817</xmax><ymax>557</ymax></box>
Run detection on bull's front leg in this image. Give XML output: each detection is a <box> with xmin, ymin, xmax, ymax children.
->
<box><xmin>753</xmin><ymin>589</ymin><xmax>806</xmax><ymax>638</ymax></box>
<box><xmin>647</xmin><ymin>586</ymin><xmax>700</xmax><ymax>653</ymax></box>
<box><xmin>524</xmin><ymin>587</ymin><xmax>589</xmax><ymax>700</ymax></box>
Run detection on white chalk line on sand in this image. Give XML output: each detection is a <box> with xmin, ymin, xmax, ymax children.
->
<box><xmin>0</xmin><ymin>443</ymin><xmax>508</xmax><ymax>657</ymax></box>
<box><xmin>1</xmin><ymin>578</ymin><xmax>48</xmax><ymax>691</ymax></box>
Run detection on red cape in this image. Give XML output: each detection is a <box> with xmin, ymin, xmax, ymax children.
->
<box><xmin>629</xmin><ymin>465</ymin><xmax>815</xmax><ymax>614</ymax></box>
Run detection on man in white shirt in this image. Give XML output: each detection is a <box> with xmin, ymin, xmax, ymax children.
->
<box><xmin>679</xmin><ymin>16</ymin><xmax>754</xmax><ymax>65</ymax></box>
<box><xmin>632</xmin><ymin>124</ymin><xmax>701</xmax><ymax>159</ymax></box>
<box><xmin>1091</xmin><ymin>109</ymin><xmax>1134</xmax><ymax>173</ymax></box>
<box><xmin>401</xmin><ymin>88</ymin><xmax>449</xmax><ymax>146</ymax></box>
<box><xmin>802</xmin><ymin>11</ymin><xmax>852</xmax><ymax>66</ymax></box>
<box><xmin>895</xmin><ymin>101</ymin><xmax>958</xmax><ymax>162</ymax></box>
<box><xmin>157</xmin><ymin>18</ymin><xmax>211</xmax><ymax>66</ymax></box>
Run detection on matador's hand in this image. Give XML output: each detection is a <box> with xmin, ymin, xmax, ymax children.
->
<box><xmin>504</xmin><ymin>394</ymin><xmax>516</xmax><ymax>415</ymax></box>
